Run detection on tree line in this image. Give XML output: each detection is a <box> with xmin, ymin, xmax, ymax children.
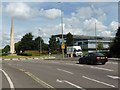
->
<box><xmin>2</xmin><ymin>32</ymin><xmax>73</xmax><ymax>55</ymax></box>
<box><xmin>110</xmin><ymin>27</ymin><xmax>120</xmax><ymax>57</ymax></box>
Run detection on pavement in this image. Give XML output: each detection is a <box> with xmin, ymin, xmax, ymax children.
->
<box><xmin>1</xmin><ymin>56</ymin><xmax>120</xmax><ymax>62</ymax></box>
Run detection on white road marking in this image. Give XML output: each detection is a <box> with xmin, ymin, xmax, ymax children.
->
<box><xmin>66</xmin><ymin>63</ymin><xmax>84</xmax><ymax>66</ymax></box>
<box><xmin>107</xmin><ymin>75</ymin><xmax>120</xmax><ymax>79</ymax></box>
<box><xmin>90</xmin><ymin>66</ymin><xmax>113</xmax><ymax>72</ymax></box>
<box><xmin>57</xmin><ymin>68</ymin><xmax>74</xmax><ymax>74</ymax></box>
<box><xmin>24</xmin><ymin>71</ymin><xmax>55</xmax><ymax>89</ymax></box>
<box><xmin>56</xmin><ymin>79</ymin><xmax>63</xmax><ymax>83</ymax></box>
<box><xmin>56</xmin><ymin>79</ymin><xmax>86</xmax><ymax>90</ymax></box>
<box><xmin>51</xmin><ymin>61</ymin><xmax>59</xmax><ymax>64</ymax></box>
<box><xmin>82</xmin><ymin>76</ymin><xmax>115</xmax><ymax>88</ymax></box>
<box><xmin>66</xmin><ymin>63</ymin><xmax>74</xmax><ymax>65</ymax></box>
<box><xmin>107</xmin><ymin>62</ymin><xmax>118</xmax><ymax>64</ymax></box>
<box><xmin>0</xmin><ymin>69</ymin><xmax>15</xmax><ymax>89</ymax></box>
<box><xmin>75</xmin><ymin>64</ymin><xmax>84</xmax><ymax>67</ymax></box>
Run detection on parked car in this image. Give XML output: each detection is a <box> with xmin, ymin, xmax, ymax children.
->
<box><xmin>78</xmin><ymin>52</ymin><xmax>108</xmax><ymax>65</ymax></box>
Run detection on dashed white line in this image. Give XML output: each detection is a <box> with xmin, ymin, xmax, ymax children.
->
<box><xmin>56</xmin><ymin>79</ymin><xmax>86</xmax><ymax>90</ymax></box>
<box><xmin>82</xmin><ymin>76</ymin><xmax>115</xmax><ymax>88</ymax></box>
<box><xmin>107</xmin><ymin>62</ymin><xmax>118</xmax><ymax>64</ymax></box>
<box><xmin>57</xmin><ymin>68</ymin><xmax>74</xmax><ymax>74</ymax></box>
<box><xmin>66</xmin><ymin>63</ymin><xmax>84</xmax><ymax>66</ymax></box>
<box><xmin>0</xmin><ymin>69</ymin><xmax>15</xmax><ymax>89</ymax></box>
<box><xmin>90</xmin><ymin>66</ymin><xmax>113</xmax><ymax>72</ymax></box>
<box><xmin>107</xmin><ymin>75</ymin><xmax>120</xmax><ymax>79</ymax></box>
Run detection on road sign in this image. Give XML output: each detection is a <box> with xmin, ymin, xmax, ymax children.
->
<box><xmin>61</xmin><ymin>43</ymin><xmax>65</xmax><ymax>49</ymax></box>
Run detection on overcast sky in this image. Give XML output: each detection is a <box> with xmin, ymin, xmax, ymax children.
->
<box><xmin>1</xmin><ymin>0</ymin><xmax>119</xmax><ymax>48</ymax></box>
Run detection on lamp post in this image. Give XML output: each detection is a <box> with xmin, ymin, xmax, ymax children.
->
<box><xmin>38</xmin><ymin>29</ymin><xmax>42</xmax><ymax>54</ymax></box>
<box><xmin>58</xmin><ymin>2</ymin><xmax>65</xmax><ymax>59</ymax></box>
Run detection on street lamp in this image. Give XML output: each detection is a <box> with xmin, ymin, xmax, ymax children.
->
<box><xmin>38</xmin><ymin>29</ymin><xmax>42</xmax><ymax>54</ymax></box>
<box><xmin>58</xmin><ymin>2</ymin><xmax>65</xmax><ymax>59</ymax></box>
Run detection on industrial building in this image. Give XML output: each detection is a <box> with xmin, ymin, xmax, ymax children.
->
<box><xmin>54</xmin><ymin>34</ymin><xmax>114</xmax><ymax>52</ymax></box>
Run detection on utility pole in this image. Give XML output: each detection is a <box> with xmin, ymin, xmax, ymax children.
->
<box><xmin>38</xmin><ymin>29</ymin><xmax>42</xmax><ymax>55</ymax></box>
<box><xmin>95</xmin><ymin>22</ymin><xmax>97</xmax><ymax>52</ymax></box>
<box><xmin>58</xmin><ymin>2</ymin><xmax>65</xmax><ymax>59</ymax></box>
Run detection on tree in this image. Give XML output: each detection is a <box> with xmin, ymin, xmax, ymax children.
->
<box><xmin>48</xmin><ymin>35</ymin><xmax>60</xmax><ymax>53</ymax></box>
<box><xmin>110</xmin><ymin>27</ymin><xmax>120</xmax><ymax>57</ymax></box>
<box><xmin>97</xmin><ymin>42</ymin><xmax>104</xmax><ymax>51</ymax></box>
<box><xmin>21</xmin><ymin>33</ymin><xmax>34</xmax><ymax>52</ymax></box>
<box><xmin>66</xmin><ymin>32</ymin><xmax>73</xmax><ymax>46</ymax></box>
<box><xmin>34</xmin><ymin>36</ymin><xmax>44</xmax><ymax>51</ymax></box>
<box><xmin>2</xmin><ymin>45</ymin><xmax>10</xmax><ymax>53</ymax></box>
<box><xmin>15</xmin><ymin>41</ymin><xmax>22</xmax><ymax>53</ymax></box>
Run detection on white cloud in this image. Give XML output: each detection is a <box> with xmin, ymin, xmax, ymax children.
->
<box><xmin>39</xmin><ymin>8</ymin><xmax>61</xmax><ymax>19</ymax></box>
<box><xmin>4</xmin><ymin>3</ymin><xmax>61</xmax><ymax>20</ymax></box>
<box><xmin>2</xmin><ymin>32</ymin><xmax>10</xmax><ymax>47</ymax></box>
<box><xmin>93</xmin><ymin>7</ymin><xmax>107</xmax><ymax>22</ymax></box>
<box><xmin>73</xmin><ymin>7</ymin><xmax>92</xmax><ymax>20</ymax></box>
<box><xmin>64</xmin><ymin>5</ymin><xmax>114</xmax><ymax>37</ymax></box>
<box><xmin>5</xmin><ymin>3</ymin><xmax>34</xmax><ymax>19</ymax></box>
<box><xmin>100</xmin><ymin>30</ymin><xmax>112</xmax><ymax>37</ymax></box>
<box><xmin>109</xmin><ymin>21</ymin><xmax>119</xmax><ymax>31</ymax></box>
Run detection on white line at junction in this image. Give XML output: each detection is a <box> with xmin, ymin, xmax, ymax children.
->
<box><xmin>0</xmin><ymin>69</ymin><xmax>15</xmax><ymax>90</ymax></box>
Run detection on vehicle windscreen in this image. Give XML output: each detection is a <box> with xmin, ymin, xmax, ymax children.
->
<box><xmin>74</xmin><ymin>49</ymin><xmax>81</xmax><ymax>52</ymax></box>
<box><xmin>95</xmin><ymin>53</ymin><xmax>105</xmax><ymax>56</ymax></box>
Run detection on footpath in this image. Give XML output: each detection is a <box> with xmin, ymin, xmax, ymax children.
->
<box><xmin>0</xmin><ymin>56</ymin><xmax>120</xmax><ymax>62</ymax></box>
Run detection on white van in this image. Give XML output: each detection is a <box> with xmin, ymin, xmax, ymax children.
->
<box><xmin>67</xmin><ymin>46</ymin><xmax>83</xmax><ymax>57</ymax></box>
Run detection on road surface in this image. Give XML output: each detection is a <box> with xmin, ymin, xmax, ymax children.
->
<box><xmin>1</xmin><ymin>58</ymin><xmax>119</xmax><ymax>90</ymax></box>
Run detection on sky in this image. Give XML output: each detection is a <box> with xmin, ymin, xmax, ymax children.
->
<box><xmin>1</xmin><ymin>0</ymin><xmax>120</xmax><ymax>48</ymax></box>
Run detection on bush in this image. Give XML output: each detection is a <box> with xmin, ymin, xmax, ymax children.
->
<box><xmin>51</xmin><ymin>50</ymin><xmax>60</xmax><ymax>54</ymax></box>
<box><xmin>17</xmin><ymin>52</ymin><xmax>32</xmax><ymax>56</ymax></box>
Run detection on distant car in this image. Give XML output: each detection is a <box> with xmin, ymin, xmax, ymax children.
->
<box><xmin>78</xmin><ymin>52</ymin><xmax>108</xmax><ymax>65</ymax></box>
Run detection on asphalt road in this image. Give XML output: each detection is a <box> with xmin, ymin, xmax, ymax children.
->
<box><xmin>1</xmin><ymin>58</ymin><xmax>119</xmax><ymax>90</ymax></box>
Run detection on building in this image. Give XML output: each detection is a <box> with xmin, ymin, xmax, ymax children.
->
<box><xmin>53</xmin><ymin>34</ymin><xmax>114</xmax><ymax>52</ymax></box>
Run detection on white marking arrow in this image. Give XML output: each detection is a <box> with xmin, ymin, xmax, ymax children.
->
<box><xmin>56</xmin><ymin>79</ymin><xmax>63</xmax><ymax>83</ymax></box>
<box><xmin>107</xmin><ymin>75</ymin><xmax>120</xmax><ymax>79</ymax></box>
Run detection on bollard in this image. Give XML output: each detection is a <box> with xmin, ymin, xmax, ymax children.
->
<box><xmin>70</xmin><ymin>54</ymin><xmax>73</xmax><ymax>58</ymax></box>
